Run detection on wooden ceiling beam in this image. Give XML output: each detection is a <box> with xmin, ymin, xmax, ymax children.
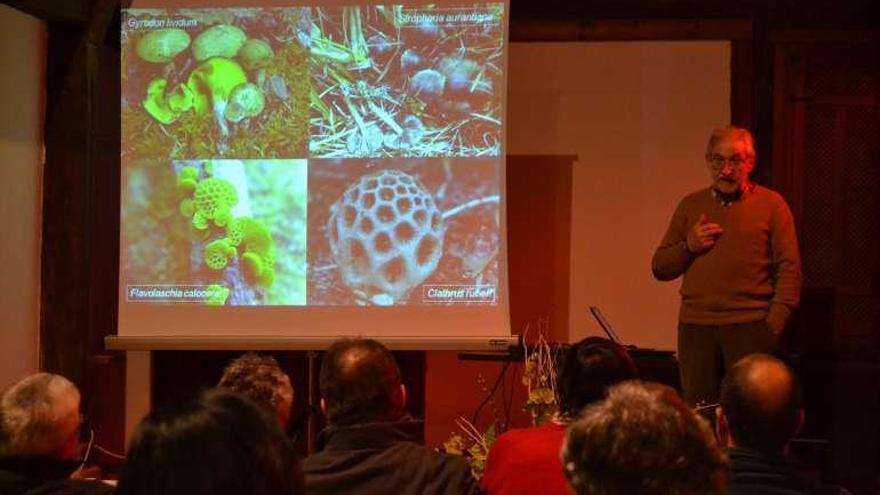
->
<box><xmin>4</xmin><ymin>0</ymin><xmax>91</xmax><ymax>23</ymax></box>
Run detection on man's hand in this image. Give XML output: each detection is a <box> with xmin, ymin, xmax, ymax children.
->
<box><xmin>686</xmin><ymin>213</ymin><xmax>724</xmax><ymax>254</ymax></box>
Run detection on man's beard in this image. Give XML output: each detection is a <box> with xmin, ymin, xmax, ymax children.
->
<box><xmin>713</xmin><ymin>176</ymin><xmax>752</xmax><ymax>203</ymax></box>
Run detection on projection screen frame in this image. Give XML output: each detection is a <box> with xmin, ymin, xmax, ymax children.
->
<box><xmin>105</xmin><ymin>334</ymin><xmax>520</xmax><ymax>351</ymax></box>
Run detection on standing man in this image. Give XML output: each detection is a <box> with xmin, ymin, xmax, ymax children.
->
<box><xmin>652</xmin><ymin>126</ymin><xmax>801</xmax><ymax>407</ymax></box>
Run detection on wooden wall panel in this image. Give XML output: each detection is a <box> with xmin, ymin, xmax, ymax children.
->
<box><xmin>505</xmin><ymin>155</ymin><xmax>573</xmax><ymax>341</ymax></box>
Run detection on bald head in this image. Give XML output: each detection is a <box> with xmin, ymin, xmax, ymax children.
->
<box><xmin>719</xmin><ymin>354</ymin><xmax>802</xmax><ymax>455</ymax></box>
<box><xmin>319</xmin><ymin>338</ymin><xmax>403</xmax><ymax>426</ymax></box>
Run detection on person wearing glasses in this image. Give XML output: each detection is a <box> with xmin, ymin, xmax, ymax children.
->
<box><xmin>651</xmin><ymin>126</ymin><xmax>801</xmax><ymax>409</ymax></box>
<box><xmin>0</xmin><ymin>373</ymin><xmax>112</xmax><ymax>494</ymax></box>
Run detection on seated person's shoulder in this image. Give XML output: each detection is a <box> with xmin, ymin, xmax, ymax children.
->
<box><xmin>487</xmin><ymin>427</ymin><xmax>545</xmax><ymax>457</ymax></box>
<box><xmin>392</xmin><ymin>440</ymin><xmax>471</xmax><ymax>468</ymax></box>
<box><xmin>20</xmin><ymin>478</ymin><xmax>115</xmax><ymax>495</ymax></box>
<box><xmin>396</xmin><ymin>442</ymin><xmax>478</xmax><ymax>488</ymax></box>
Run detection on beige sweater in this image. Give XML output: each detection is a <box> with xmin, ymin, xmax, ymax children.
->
<box><xmin>652</xmin><ymin>186</ymin><xmax>801</xmax><ymax>331</ymax></box>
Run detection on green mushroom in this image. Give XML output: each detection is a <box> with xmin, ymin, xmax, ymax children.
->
<box><xmin>205</xmin><ymin>284</ymin><xmax>230</xmax><ymax>306</ymax></box>
<box><xmin>136</xmin><ymin>28</ymin><xmax>190</xmax><ymax>63</ymax></box>
<box><xmin>225</xmin><ymin>83</ymin><xmax>265</xmax><ymax>123</ymax></box>
<box><xmin>242</xmin><ymin>248</ymin><xmax>275</xmax><ymax>287</ymax></box>
<box><xmin>178</xmin><ymin>173</ymin><xmax>239</xmax><ymax>230</ymax></box>
<box><xmin>192</xmin><ymin>24</ymin><xmax>247</xmax><ymax>62</ymax></box>
<box><xmin>192</xmin><ymin>177</ymin><xmax>238</xmax><ymax>227</ymax></box>
<box><xmin>226</xmin><ymin>217</ymin><xmax>277</xmax><ymax>288</ymax></box>
<box><xmin>204</xmin><ymin>238</ymin><xmax>236</xmax><ymax>270</ymax></box>
<box><xmin>177</xmin><ymin>165</ymin><xmax>200</xmax><ymax>196</ymax></box>
<box><xmin>186</xmin><ymin>57</ymin><xmax>248</xmax><ymax>137</ymax></box>
<box><xmin>237</xmin><ymin>39</ymin><xmax>274</xmax><ymax>71</ymax></box>
<box><xmin>241</xmin><ymin>251</ymin><xmax>265</xmax><ymax>283</ymax></box>
<box><xmin>142</xmin><ymin>78</ymin><xmax>192</xmax><ymax>124</ymax></box>
<box><xmin>191</xmin><ymin>225</ymin><xmax>211</xmax><ymax>241</ymax></box>
<box><xmin>167</xmin><ymin>83</ymin><xmax>194</xmax><ymax>113</ymax></box>
<box><xmin>179</xmin><ymin>165</ymin><xmax>199</xmax><ymax>180</ymax></box>
<box><xmin>179</xmin><ymin>198</ymin><xmax>195</xmax><ymax>216</ymax></box>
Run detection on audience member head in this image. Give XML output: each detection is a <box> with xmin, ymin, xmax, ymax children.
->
<box><xmin>562</xmin><ymin>381</ymin><xmax>727</xmax><ymax>495</ymax></box>
<box><xmin>117</xmin><ymin>390</ymin><xmax>302</xmax><ymax>495</ymax></box>
<box><xmin>717</xmin><ymin>353</ymin><xmax>803</xmax><ymax>456</ymax></box>
<box><xmin>319</xmin><ymin>338</ymin><xmax>404</xmax><ymax>426</ymax></box>
<box><xmin>218</xmin><ymin>353</ymin><xmax>294</xmax><ymax>428</ymax></box>
<box><xmin>0</xmin><ymin>373</ymin><xmax>82</xmax><ymax>460</ymax></box>
<box><xmin>556</xmin><ymin>336</ymin><xmax>638</xmax><ymax>419</ymax></box>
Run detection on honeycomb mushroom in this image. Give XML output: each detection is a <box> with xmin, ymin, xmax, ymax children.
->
<box><xmin>136</xmin><ymin>28</ymin><xmax>190</xmax><ymax>63</ymax></box>
<box><xmin>192</xmin><ymin>24</ymin><xmax>247</xmax><ymax>62</ymax></box>
<box><xmin>328</xmin><ymin>169</ymin><xmax>445</xmax><ymax>303</ymax></box>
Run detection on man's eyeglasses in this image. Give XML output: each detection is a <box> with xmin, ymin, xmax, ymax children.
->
<box><xmin>708</xmin><ymin>154</ymin><xmax>749</xmax><ymax>170</ymax></box>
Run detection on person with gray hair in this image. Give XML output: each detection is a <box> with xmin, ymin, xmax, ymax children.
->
<box><xmin>562</xmin><ymin>381</ymin><xmax>728</xmax><ymax>495</ymax></box>
<box><xmin>652</xmin><ymin>125</ymin><xmax>802</xmax><ymax>407</ymax></box>
<box><xmin>217</xmin><ymin>353</ymin><xmax>295</xmax><ymax>429</ymax></box>
<box><xmin>0</xmin><ymin>373</ymin><xmax>112</xmax><ymax>494</ymax></box>
<box><xmin>0</xmin><ymin>373</ymin><xmax>81</xmax><ymax>460</ymax></box>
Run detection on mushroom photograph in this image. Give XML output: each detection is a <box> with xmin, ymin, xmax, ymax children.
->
<box><xmin>121</xmin><ymin>8</ymin><xmax>311</xmax><ymax>161</ymax></box>
<box><xmin>307</xmin><ymin>157</ymin><xmax>501</xmax><ymax>305</ymax></box>
<box><xmin>309</xmin><ymin>4</ymin><xmax>505</xmax><ymax>158</ymax></box>
<box><xmin>121</xmin><ymin>159</ymin><xmax>308</xmax><ymax>306</ymax></box>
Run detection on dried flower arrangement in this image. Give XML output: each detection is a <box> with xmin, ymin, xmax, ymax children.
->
<box><xmin>441</xmin><ymin>319</ymin><xmax>560</xmax><ymax>480</ymax></box>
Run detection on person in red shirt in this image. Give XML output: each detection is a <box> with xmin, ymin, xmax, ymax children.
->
<box><xmin>481</xmin><ymin>337</ymin><xmax>638</xmax><ymax>495</ymax></box>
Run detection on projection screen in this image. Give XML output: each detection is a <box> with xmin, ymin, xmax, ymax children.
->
<box><xmin>117</xmin><ymin>1</ymin><xmax>511</xmax><ymax>340</ymax></box>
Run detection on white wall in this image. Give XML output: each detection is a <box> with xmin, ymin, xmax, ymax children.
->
<box><xmin>508</xmin><ymin>42</ymin><xmax>730</xmax><ymax>350</ymax></box>
<box><xmin>0</xmin><ymin>5</ymin><xmax>45</xmax><ymax>386</ymax></box>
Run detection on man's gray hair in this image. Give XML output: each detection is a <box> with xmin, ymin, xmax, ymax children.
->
<box><xmin>562</xmin><ymin>381</ymin><xmax>728</xmax><ymax>495</ymax></box>
<box><xmin>0</xmin><ymin>373</ymin><xmax>81</xmax><ymax>457</ymax></box>
<box><xmin>706</xmin><ymin>125</ymin><xmax>756</xmax><ymax>161</ymax></box>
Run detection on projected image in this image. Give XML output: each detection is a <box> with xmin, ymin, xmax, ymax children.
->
<box><xmin>309</xmin><ymin>4</ymin><xmax>504</xmax><ymax>158</ymax></box>
<box><xmin>121</xmin><ymin>8</ymin><xmax>311</xmax><ymax>160</ymax></box>
<box><xmin>122</xmin><ymin>159</ymin><xmax>307</xmax><ymax>306</ymax></box>
<box><xmin>308</xmin><ymin>158</ymin><xmax>500</xmax><ymax>305</ymax></box>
